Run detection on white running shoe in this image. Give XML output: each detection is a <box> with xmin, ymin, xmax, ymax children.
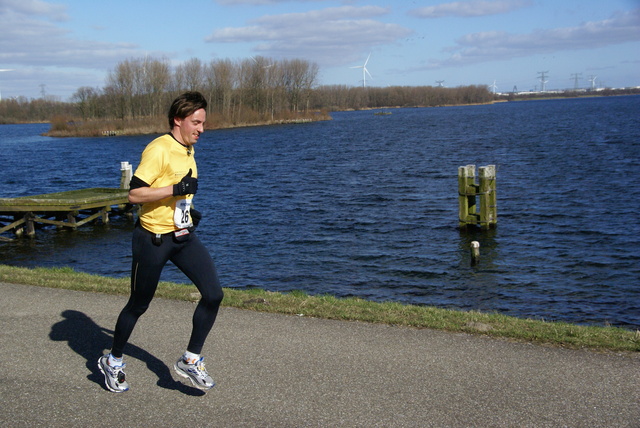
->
<box><xmin>98</xmin><ymin>354</ymin><xmax>130</xmax><ymax>393</ymax></box>
<box><xmin>174</xmin><ymin>356</ymin><xmax>215</xmax><ymax>390</ymax></box>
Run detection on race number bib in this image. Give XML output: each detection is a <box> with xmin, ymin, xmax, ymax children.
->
<box><xmin>174</xmin><ymin>198</ymin><xmax>193</xmax><ymax>229</ymax></box>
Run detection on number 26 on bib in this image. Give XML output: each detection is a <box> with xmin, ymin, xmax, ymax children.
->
<box><xmin>174</xmin><ymin>198</ymin><xmax>193</xmax><ymax>229</ymax></box>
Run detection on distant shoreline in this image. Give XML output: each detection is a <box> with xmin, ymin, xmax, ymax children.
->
<box><xmin>41</xmin><ymin>111</ymin><xmax>333</xmax><ymax>138</ymax></box>
<box><xmin>3</xmin><ymin>92</ymin><xmax>637</xmax><ymax>138</ymax></box>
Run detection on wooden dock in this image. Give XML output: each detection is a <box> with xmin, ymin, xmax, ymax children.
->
<box><xmin>0</xmin><ymin>188</ymin><xmax>132</xmax><ymax>241</ymax></box>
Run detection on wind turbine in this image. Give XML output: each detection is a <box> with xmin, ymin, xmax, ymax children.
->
<box><xmin>251</xmin><ymin>56</ymin><xmax>274</xmax><ymax>69</ymax></box>
<box><xmin>0</xmin><ymin>69</ymin><xmax>14</xmax><ymax>102</ymax></box>
<box><xmin>490</xmin><ymin>80</ymin><xmax>498</xmax><ymax>94</ymax></box>
<box><xmin>350</xmin><ymin>53</ymin><xmax>372</xmax><ymax>88</ymax></box>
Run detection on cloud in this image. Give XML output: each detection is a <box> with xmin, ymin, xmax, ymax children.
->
<box><xmin>214</xmin><ymin>0</ymin><xmax>329</xmax><ymax>4</ymax></box>
<box><xmin>0</xmin><ymin>0</ymin><xmax>68</xmax><ymax>21</ymax></box>
<box><xmin>205</xmin><ymin>6</ymin><xmax>413</xmax><ymax>65</ymax></box>
<box><xmin>421</xmin><ymin>9</ymin><xmax>640</xmax><ymax>69</ymax></box>
<box><xmin>0</xmin><ymin>2</ymin><xmax>140</xmax><ymax>70</ymax></box>
<box><xmin>410</xmin><ymin>0</ymin><xmax>532</xmax><ymax>18</ymax></box>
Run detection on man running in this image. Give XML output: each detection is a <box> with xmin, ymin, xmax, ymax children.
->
<box><xmin>98</xmin><ymin>91</ymin><xmax>224</xmax><ymax>392</ymax></box>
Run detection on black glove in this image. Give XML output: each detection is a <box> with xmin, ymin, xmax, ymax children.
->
<box><xmin>173</xmin><ymin>169</ymin><xmax>198</xmax><ymax>196</ymax></box>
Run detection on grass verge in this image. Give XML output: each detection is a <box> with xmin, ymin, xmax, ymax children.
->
<box><xmin>1</xmin><ymin>264</ymin><xmax>638</xmax><ymax>353</ymax></box>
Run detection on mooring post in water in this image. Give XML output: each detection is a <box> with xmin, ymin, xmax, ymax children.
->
<box><xmin>119</xmin><ymin>161</ymin><xmax>136</xmax><ymax>219</ymax></box>
<box><xmin>458</xmin><ymin>164</ymin><xmax>497</xmax><ymax>230</ymax></box>
<box><xmin>479</xmin><ymin>165</ymin><xmax>497</xmax><ymax>229</ymax></box>
<box><xmin>458</xmin><ymin>165</ymin><xmax>477</xmax><ymax>229</ymax></box>
<box><xmin>120</xmin><ymin>161</ymin><xmax>132</xmax><ymax>189</ymax></box>
<box><xmin>470</xmin><ymin>241</ymin><xmax>480</xmax><ymax>265</ymax></box>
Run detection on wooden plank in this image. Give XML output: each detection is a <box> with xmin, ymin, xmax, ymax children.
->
<box><xmin>30</xmin><ymin>216</ymin><xmax>70</xmax><ymax>228</ymax></box>
<box><xmin>0</xmin><ymin>217</ymin><xmax>25</xmax><ymax>235</ymax></box>
<box><xmin>73</xmin><ymin>210</ymin><xmax>104</xmax><ymax>228</ymax></box>
<box><xmin>0</xmin><ymin>188</ymin><xmax>129</xmax><ymax>212</ymax></box>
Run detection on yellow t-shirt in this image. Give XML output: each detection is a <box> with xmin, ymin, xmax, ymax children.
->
<box><xmin>134</xmin><ymin>134</ymin><xmax>197</xmax><ymax>234</ymax></box>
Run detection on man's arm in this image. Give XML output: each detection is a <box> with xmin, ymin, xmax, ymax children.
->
<box><xmin>127</xmin><ymin>171</ymin><xmax>197</xmax><ymax>204</ymax></box>
<box><xmin>128</xmin><ymin>186</ymin><xmax>173</xmax><ymax>204</ymax></box>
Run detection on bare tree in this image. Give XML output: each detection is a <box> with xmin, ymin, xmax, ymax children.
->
<box><xmin>206</xmin><ymin>58</ymin><xmax>236</xmax><ymax>119</ymax></box>
<box><xmin>145</xmin><ymin>58</ymin><xmax>171</xmax><ymax>117</ymax></box>
<box><xmin>281</xmin><ymin>59</ymin><xmax>318</xmax><ymax>112</ymax></box>
<box><xmin>106</xmin><ymin>59</ymin><xmax>135</xmax><ymax>118</ymax></box>
<box><xmin>71</xmin><ymin>86</ymin><xmax>101</xmax><ymax>120</ymax></box>
<box><xmin>181</xmin><ymin>58</ymin><xmax>205</xmax><ymax>92</ymax></box>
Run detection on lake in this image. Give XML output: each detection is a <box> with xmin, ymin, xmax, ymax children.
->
<box><xmin>1</xmin><ymin>95</ymin><xmax>639</xmax><ymax>329</ymax></box>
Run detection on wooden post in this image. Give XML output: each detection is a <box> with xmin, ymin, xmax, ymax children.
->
<box><xmin>470</xmin><ymin>241</ymin><xmax>480</xmax><ymax>265</ymax></box>
<box><xmin>489</xmin><ymin>166</ymin><xmax>497</xmax><ymax>226</ymax></box>
<box><xmin>457</xmin><ymin>166</ymin><xmax>468</xmax><ymax>228</ymax></box>
<box><xmin>67</xmin><ymin>211</ymin><xmax>78</xmax><ymax>227</ymax></box>
<box><xmin>120</xmin><ymin>161</ymin><xmax>132</xmax><ymax>189</ymax></box>
<box><xmin>479</xmin><ymin>165</ymin><xmax>497</xmax><ymax>229</ymax></box>
<box><xmin>25</xmin><ymin>213</ymin><xmax>36</xmax><ymax>238</ymax></box>
<box><xmin>458</xmin><ymin>165</ymin><xmax>479</xmax><ymax>229</ymax></box>
<box><xmin>101</xmin><ymin>207</ymin><xmax>110</xmax><ymax>224</ymax></box>
<box><xmin>458</xmin><ymin>164</ymin><xmax>496</xmax><ymax>230</ymax></box>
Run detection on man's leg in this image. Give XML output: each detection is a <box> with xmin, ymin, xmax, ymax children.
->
<box><xmin>172</xmin><ymin>233</ymin><xmax>224</xmax><ymax>354</ymax></box>
<box><xmin>171</xmin><ymin>233</ymin><xmax>223</xmax><ymax>390</ymax></box>
<box><xmin>111</xmin><ymin>226</ymin><xmax>171</xmax><ymax>358</ymax></box>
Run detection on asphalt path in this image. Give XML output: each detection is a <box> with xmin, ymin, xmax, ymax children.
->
<box><xmin>1</xmin><ymin>282</ymin><xmax>638</xmax><ymax>427</ymax></box>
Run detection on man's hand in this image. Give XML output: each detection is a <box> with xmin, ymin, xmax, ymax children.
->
<box><xmin>173</xmin><ymin>169</ymin><xmax>198</xmax><ymax>196</ymax></box>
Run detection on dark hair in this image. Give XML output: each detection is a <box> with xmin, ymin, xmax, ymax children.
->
<box><xmin>167</xmin><ymin>91</ymin><xmax>208</xmax><ymax>129</ymax></box>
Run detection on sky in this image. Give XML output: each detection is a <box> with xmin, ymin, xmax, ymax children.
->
<box><xmin>1</xmin><ymin>0</ymin><xmax>639</xmax><ymax>101</ymax></box>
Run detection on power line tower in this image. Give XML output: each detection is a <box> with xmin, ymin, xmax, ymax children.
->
<box><xmin>571</xmin><ymin>73</ymin><xmax>582</xmax><ymax>90</ymax></box>
<box><xmin>537</xmin><ymin>71</ymin><xmax>549</xmax><ymax>92</ymax></box>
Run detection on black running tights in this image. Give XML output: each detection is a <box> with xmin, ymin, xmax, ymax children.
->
<box><xmin>110</xmin><ymin>226</ymin><xmax>224</xmax><ymax>358</ymax></box>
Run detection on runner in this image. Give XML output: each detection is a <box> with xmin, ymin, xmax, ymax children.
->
<box><xmin>98</xmin><ymin>91</ymin><xmax>224</xmax><ymax>392</ymax></box>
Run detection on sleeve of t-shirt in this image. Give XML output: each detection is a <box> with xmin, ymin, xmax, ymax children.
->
<box><xmin>129</xmin><ymin>175</ymin><xmax>149</xmax><ymax>189</ymax></box>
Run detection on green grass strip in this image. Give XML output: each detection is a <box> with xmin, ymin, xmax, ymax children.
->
<box><xmin>1</xmin><ymin>264</ymin><xmax>638</xmax><ymax>353</ymax></box>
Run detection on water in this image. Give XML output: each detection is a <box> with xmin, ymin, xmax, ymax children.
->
<box><xmin>1</xmin><ymin>96</ymin><xmax>639</xmax><ymax>329</ymax></box>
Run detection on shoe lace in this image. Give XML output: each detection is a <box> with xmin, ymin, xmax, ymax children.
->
<box><xmin>193</xmin><ymin>359</ymin><xmax>209</xmax><ymax>379</ymax></box>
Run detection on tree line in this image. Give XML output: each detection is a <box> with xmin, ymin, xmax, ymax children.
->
<box><xmin>0</xmin><ymin>55</ymin><xmax>498</xmax><ymax>127</ymax></box>
<box><xmin>71</xmin><ymin>56</ymin><xmax>322</xmax><ymax>127</ymax></box>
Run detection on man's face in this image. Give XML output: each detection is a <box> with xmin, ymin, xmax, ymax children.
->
<box><xmin>175</xmin><ymin>108</ymin><xmax>206</xmax><ymax>146</ymax></box>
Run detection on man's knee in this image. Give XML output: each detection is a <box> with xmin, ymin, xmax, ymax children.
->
<box><xmin>201</xmin><ymin>286</ymin><xmax>224</xmax><ymax>307</ymax></box>
<box><xmin>124</xmin><ymin>301</ymin><xmax>151</xmax><ymax>318</ymax></box>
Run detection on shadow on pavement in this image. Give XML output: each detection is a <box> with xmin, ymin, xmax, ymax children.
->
<box><xmin>49</xmin><ymin>309</ymin><xmax>205</xmax><ymax>396</ymax></box>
